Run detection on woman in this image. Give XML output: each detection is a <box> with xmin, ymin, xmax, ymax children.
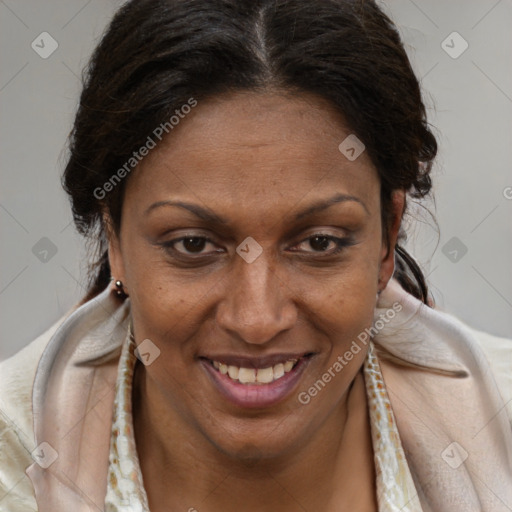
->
<box><xmin>1</xmin><ymin>0</ymin><xmax>511</xmax><ymax>511</ymax></box>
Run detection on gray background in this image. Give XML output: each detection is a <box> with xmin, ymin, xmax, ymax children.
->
<box><xmin>1</xmin><ymin>0</ymin><xmax>511</xmax><ymax>361</ymax></box>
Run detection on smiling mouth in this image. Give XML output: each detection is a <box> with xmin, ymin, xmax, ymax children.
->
<box><xmin>207</xmin><ymin>357</ymin><xmax>301</xmax><ymax>385</ymax></box>
<box><xmin>200</xmin><ymin>353</ymin><xmax>314</xmax><ymax>408</ymax></box>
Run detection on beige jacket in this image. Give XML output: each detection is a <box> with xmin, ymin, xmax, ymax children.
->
<box><xmin>1</xmin><ymin>278</ymin><xmax>511</xmax><ymax>511</ymax></box>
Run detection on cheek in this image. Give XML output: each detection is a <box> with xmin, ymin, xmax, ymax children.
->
<box><xmin>312</xmin><ymin>282</ymin><xmax>377</xmax><ymax>355</ymax></box>
<box><xmin>120</xmin><ymin>236</ymin><xmax>199</xmax><ymax>333</ymax></box>
<box><xmin>301</xmin><ymin>248</ymin><xmax>380</xmax><ymax>325</ymax></box>
<box><xmin>129</xmin><ymin>278</ymin><xmax>211</xmax><ymax>345</ymax></box>
<box><xmin>295</xmin><ymin>251</ymin><xmax>380</xmax><ymax>370</ymax></box>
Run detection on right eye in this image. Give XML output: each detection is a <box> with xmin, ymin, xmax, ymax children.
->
<box><xmin>161</xmin><ymin>235</ymin><xmax>223</xmax><ymax>258</ymax></box>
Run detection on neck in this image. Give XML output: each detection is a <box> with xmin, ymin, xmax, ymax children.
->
<box><xmin>132</xmin><ymin>363</ymin><xmax>376</xmax><ymax>512</ymax></box>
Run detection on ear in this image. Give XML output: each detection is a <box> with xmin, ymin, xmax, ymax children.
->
<box><xmin>378</xmin><ymin>190</ymin><xmax>405</xmax><ymax>292</ymax></box>
<box><xmin>103</xmin><ymin>211</ymin><xmax>128</xmax><ymax>294</ymax></box>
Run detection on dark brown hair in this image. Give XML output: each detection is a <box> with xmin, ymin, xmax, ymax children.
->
<box><xmin>63</xmin><ymin>0</ymin><xmax>437</xmax><ymax>305</ymax></box>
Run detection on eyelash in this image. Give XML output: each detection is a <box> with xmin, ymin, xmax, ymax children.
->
<box><xmin>160</xmin><ymin>233</ymin><xmax>354</xmax><ymax>259</ymax></box>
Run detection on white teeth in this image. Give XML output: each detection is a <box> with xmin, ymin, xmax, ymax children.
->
<box><xmin>227</xmin><ymin>366</ymin><xmax>239</xmax><ymax>379</ymax></box>
<box><xmin>211</xmin><ymin>358</ymin><xmax>299</xmax><ymax>385</ymax></box>
<box><xmin>238</xmin><ymin>368</ymin><xmax>256</xmax><ymax>384</ymax></box>
<box><xmin>273</xmin><ymin>363</ymin><xmax>285</xmax><ymax>379</ymax></box>
<box><xmin>256</xmin><ymin>367</ymin><xmax>274</xmax><ymax>384</ymax></box>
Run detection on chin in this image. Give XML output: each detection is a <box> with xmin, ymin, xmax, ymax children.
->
<box><xmin>202</xmin><ymin>413</ymin><xmax>304</xmax><ymax>463</ymax></box>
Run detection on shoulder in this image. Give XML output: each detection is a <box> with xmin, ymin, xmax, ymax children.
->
<box><xmin>0</xmin><ymin>316</ymin><xmax>68</xmax><ymax>512</ymax></box>
<box><xmin>0</xmin><ymin>318</ymin><xmax>67</xmax><ymax>447</ymax></box>
<box><xmin>462</xmin><ymin>323</ymin><xmax>512</xmax><ymax>427</ymax></box>
<box><xmin>376</xmin><ymin>279</ymin><xmax>512</xmax><ymax>428</ymax></box>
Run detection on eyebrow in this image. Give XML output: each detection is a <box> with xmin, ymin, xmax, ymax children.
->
<box><xmin>144</xmin><ymin>193</ymin><xmax>369</xmax><ymax>223</ymax></box>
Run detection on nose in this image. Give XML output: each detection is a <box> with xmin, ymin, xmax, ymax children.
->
<box><xmin>216</xmin><ymin>249</ymin><xmax>297</xmax><ymax>345</ymax></box>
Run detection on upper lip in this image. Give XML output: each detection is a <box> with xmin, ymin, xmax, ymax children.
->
<box><xmin>200</xmin><ymin>352</ymin><xmax>313</xmax><ymax>369</ymax></box>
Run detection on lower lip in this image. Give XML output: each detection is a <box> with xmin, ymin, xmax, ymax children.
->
<box><xmin>201</xmin><ymin>357</ymin><xmax>311</xmax><ymax>409</ymax></box>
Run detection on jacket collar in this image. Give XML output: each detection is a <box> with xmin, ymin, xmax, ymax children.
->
<box><xmin>26</xmin><ymin>285</ymin><xmax>130</xmax><ymax>511</ymax></box>
<box><xmin>374</xmin><ymin>278</ymin><xmax>469</xmax><ymax>375</ymax></box>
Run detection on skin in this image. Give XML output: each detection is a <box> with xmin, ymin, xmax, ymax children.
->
<box><xmin>107</xmin><ymin>89</ymin><xmax>405</xmax><ymax>512</ymax></box>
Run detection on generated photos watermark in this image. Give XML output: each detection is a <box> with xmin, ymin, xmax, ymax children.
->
<box><xmin>298</xmin><ymin>301</ymin><xmax>403</xmax><ymax>405</ymax></box>
<box><xmin>93</xmin><ymin>97</ymin><xmax>198</xmax><ymax>200</ymax></box>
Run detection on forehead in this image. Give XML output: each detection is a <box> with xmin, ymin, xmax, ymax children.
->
<box><xmin>125</xmin><ymin>91</ymin><xmax>380</xmax><ymax>217</ymax></box>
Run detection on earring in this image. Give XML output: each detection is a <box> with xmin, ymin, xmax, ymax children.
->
<box><xmin>114</xmin><ymin>279</ymin><xmax>128</xmax><ymax>299</ymax></box>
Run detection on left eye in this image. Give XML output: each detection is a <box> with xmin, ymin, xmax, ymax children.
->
<box><xmin>293</xmin><ymin>234</ymin><xmax>350</xmax><ymax>254</ymax></box>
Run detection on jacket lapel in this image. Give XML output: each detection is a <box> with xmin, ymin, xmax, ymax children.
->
<box><xmin>374</xmin><ymin>279</ymin><xmax>512</xmax><ymax>511</ymax></box>
<box><xmin>26</xmin><ymin>286</ymin><xmax>130</xmax><ymax>511</ymax></box>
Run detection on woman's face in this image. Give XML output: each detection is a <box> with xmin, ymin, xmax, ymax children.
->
<box><xmin>109</xmin><ymin>90</ymin><xmax>403</xmax><ymax>460</ymax></box>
